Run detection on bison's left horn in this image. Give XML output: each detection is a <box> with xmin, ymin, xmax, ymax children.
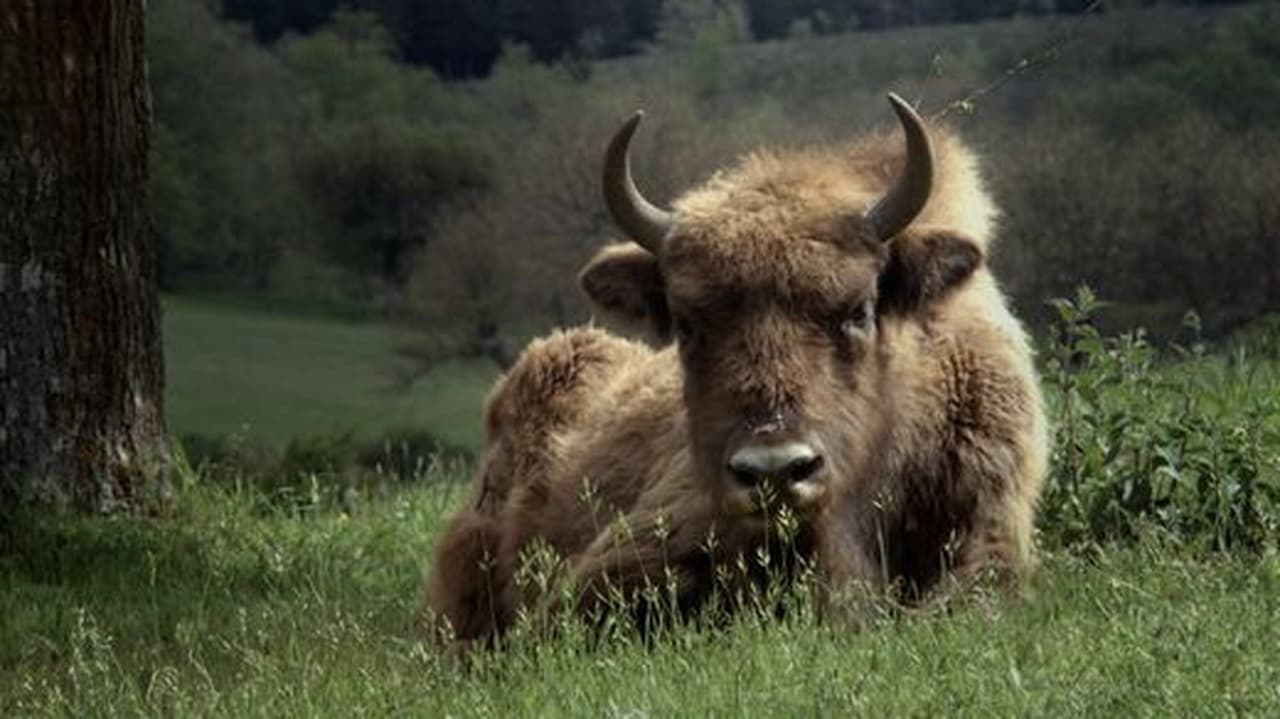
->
<box><xmin>866</xmin><ymin>94</ymin><xmax>935</xmax><ymax>242</ymax></box>
<box><xmin>603</xmin><ymin>111</ymin><xmax>674</xmax><ymax>253</ymax></box>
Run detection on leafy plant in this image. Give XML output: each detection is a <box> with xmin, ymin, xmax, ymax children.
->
<box><xmin>1039</xmin><ymin>287</ymin><xmax>1280</xmax><ymax>553</ymax></box>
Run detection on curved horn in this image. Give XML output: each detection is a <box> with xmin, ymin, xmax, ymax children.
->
<box><xmin>866</xmin><ymin>93</ymin><xmax>935</xmax><ymax>242</ymax></box>
<box><xmin>602</xmin><ymin>111</ymin><xmax>674</xmax><ymax>253</ymax></box>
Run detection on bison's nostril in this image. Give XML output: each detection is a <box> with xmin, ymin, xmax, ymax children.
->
<box><xmin>787</xmin><ymin>455</ymin><xmax>824</xmax><ymax>483</ymax></box>
<box><xmin>729</xmin><ymin>466</ymin><xmax>758</xmax><ymax>486</ymax></box>
<box><xmin>727</xmin><ymin>442</ymin><xmax>823</xmax><ymax>486</ymax></box>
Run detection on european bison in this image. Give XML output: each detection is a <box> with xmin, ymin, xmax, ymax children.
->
<box><xmin>424</xmin><ymin>94</ymin><xmax>1048</xmax><ymax>645</ymax></box>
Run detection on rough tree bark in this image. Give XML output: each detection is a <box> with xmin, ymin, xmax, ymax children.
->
<box><xmin>0</xmin><ymin>0</ymin><xmax>169</xmax><ymax>512</ymax></box>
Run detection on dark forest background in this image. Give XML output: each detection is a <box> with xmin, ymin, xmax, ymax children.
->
<box><xmin>219</xmin><ymin>0</ymin><xmax>1245</xmax><ymax>78</ymax></box>
<box><xmin>153</xmin><ymin>0</ymin><xmax>1280</xmax><ymax>374</ymax></box>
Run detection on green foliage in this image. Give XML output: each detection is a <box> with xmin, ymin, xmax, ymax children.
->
<box><xmin>297</xmin><ymin>119</ymin><xmax>488</xmax><ymax>283</ymax></box>
<box><xmin>276</xmin><ymin>10</ymin><xmax>415</xmax><ymax>124</ymax></box>
<box><xmin>176</xmin><ymin>428</ymin><xmax>470</xmax><ymax>514</ymax></box>
<box><xmin>656</xmin><ymin>0</ymin><xmax>750</xmax><ymax>49</ymax></box>
<box><xmin>149</xmin><ymin>4</ymin><xmax>492</xmax><ymax>298</ymax></box>
<box><xmin>149</xmin><ymin>0</ymin><xmax>309</xmax><ymax>290</ymax></box>
<box><xmin>992</xmin><ymin>104</ymin><xmax>1280</xmax><ymax>334</ymax></box>
<box><xmin>270</xmin><ymin>11</ymin><xmax>493</xmax><ymax>287</ymax></box>
<box><xmin>1039</xmin><ymin>288</ymin><xmax>1280</xmax><ymax>552</ymax></box>
<box><xmin>142</xmin><ymin>0</ymin><xmax>1280</xmax><ymax>389</ymax></box>
<box><xmin>151</xmin><ymin>2</ymin><xmax>1280</xmax><ymax>344</ymax></box>
<box><xmin>225</xmin><ymin>0</ymin><xmax>1239</xmax><ymax>77</ymax></box>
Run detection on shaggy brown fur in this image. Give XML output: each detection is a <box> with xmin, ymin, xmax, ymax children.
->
<box><xmin>423</xmin><ymin>114</ymin><xmax>1048</xmax><ymax>645</ymax></box>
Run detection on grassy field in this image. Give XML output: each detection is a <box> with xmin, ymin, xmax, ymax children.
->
<box><xmin>163</xmin><ymin>296</ymin><xmax>497</xmax><ymax>452</ymax></box>
<box><xmin>1</xmin><ymin>479</ymin><xmax>1278</xmax><ymax>716</ymax></box>
<box><xmin>2</xmin><ymin>297</ymin><xmax>1277</xmax><ymax>715</ymax></box>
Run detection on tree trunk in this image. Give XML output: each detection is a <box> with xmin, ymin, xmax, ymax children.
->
<box><xmin>0</xmin><ymin>0</ymin><xmax>168</xmax><ymax>512</ymax></box>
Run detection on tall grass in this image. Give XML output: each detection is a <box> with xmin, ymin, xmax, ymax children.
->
<box><xmin>3</xmin><ymin>483</ymin><xmax>1278</xmax><ymax>715</ymax></box>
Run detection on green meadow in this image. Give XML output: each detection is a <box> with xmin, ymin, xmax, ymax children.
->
<box><xmin>3</xmin><ymin>293</ymin><xmax>1280</xmax><ymax>715</ymax></box>
<box><xmin>163</xmin><ymin>297</ymin><xmax>497</xmax><ymax>452</ymax></box>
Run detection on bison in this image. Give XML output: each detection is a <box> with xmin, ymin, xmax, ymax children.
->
<box><xmin>424</xmin><ymin>94</ymin><xmax>1048</xmax><ymax>646</ymax></box>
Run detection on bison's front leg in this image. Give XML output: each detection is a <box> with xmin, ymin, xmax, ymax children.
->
<box><xmin>564</xmin><ymin>491</ymin><xmax>835</xmax><ymax>629</ymax></box>
<box><xmin>946</xmin><ymin>374</ymin><xmax>1047</xmax><ymax>593</ymax></box>
<box><xmin>565</xmin><ymin>501</ymin><xmax>718</xmax><ymax>626</ymax></box>
<box><xmin>948</xmin><ymin>469</ymin><xmax>1040</xmax><ymax>593</ymax></box>
<box><xmin>422</xmin><ymin>509</ymin><xmax>511</xmax><ymax>646</ymax></box>
<box><xmin>892</xmin><ymin>422</ymin><xmax>1044</xmax><ymax>601</ymax></box>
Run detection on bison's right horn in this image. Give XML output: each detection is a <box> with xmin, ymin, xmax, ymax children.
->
<box><xmin>603</xmin><ymin>111</ymin><xmax>674</xmax><ymax>254</ymax></box>
<box><xmin>866</xmin><ymin>93</ymin><xmax>935</xmax><ymax>242</ymax></box>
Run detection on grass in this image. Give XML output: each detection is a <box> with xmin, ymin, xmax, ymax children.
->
<box><xmin>2</xmin><ymin>477</ymin><xmax>1278</xmax><ymax>717</ymax></box>
<box><xmin>3</xmin><ymin>296</ymin><xmax>1274</xmax><ymax>714</ymax></box>
<box><xmin>163</xmin><ymin>296</ymin><xmax>497</xmax><ymax>451</ymax></box>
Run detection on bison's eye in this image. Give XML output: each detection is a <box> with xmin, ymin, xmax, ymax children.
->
<box><xmin>839</xmin><ymin>300</ymin><xmax>875</xmax><ymax>337</ymax></box>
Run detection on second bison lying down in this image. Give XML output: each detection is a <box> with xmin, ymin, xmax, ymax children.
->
<box><xmin>425</xmin><ymin>95</ymin><xmax>1048</xmax><ymax>644</ymax></box>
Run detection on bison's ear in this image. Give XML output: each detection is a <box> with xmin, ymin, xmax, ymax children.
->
<box><xmin>578</xmin><ymin>243</ymin><xmax>671</xmax><ymax>346</ymax></box>
<box><xmin>877</xmin><ymin>228</ymin><xmax>983</xmax><ymax>315</ymax></box>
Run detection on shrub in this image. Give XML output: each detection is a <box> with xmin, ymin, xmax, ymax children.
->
<box><xmin>176</xmin><ymin>429</ymin><xmax>472</xmax><ymax>515</ymax></box>
<box><xmin>1038</xmin><ymin>287</ymin><xmax>1280</xmax><ymax>553</ymax></box>
<box><xmin>354</xmin><ymin>428</ymin><xmax>472</xmax><ymax>480</ymax></box>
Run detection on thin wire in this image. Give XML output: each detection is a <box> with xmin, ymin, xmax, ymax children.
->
<box><xmin>931</xmin><ymin>0</ymin><xmax>1107</xmax><ymax>122</ymax></box>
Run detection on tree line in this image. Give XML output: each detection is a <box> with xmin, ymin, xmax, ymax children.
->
<box><xmin>151</xmin><ymin>0</ymin><xmax>1280</xmax><ymax>353</ymax></box>
<box><xmin>219</xmin><ymin>0</ymin><xmax>1249</xmax><ymax>79</ymax></box>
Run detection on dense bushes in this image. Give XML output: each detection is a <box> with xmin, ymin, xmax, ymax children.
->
<box><xmin>993</xmin><ymin>117</ymin><xmax>1280</xmax><ymax>336</ymax></box>
<box><xmin>1038</xmin><ymin>289</ymin><xmax>1280</xmax><ymax>553</ymax></box>
<box><xmin>217</xmin><ymin>0</ymin><xmax>1259</xmax><ymax>79</ymax></box>
<box><xmin>393</xmin><ymin>3</ymin><xmax>1280</xmax><ymax>363</ymax></box>
<box><xmin>988</xmin><ymin>8</ymin><xmax>1280</xmax><ymax>334</ymax></box>
<box><xmin>177</xmin><ymin>428</ymin><xmax>472</xmax><ymax>514</ymax></box>
<box><xmin>149</xmin><ymin>0</ymin><xmax>306</xmax><ymax>291</ymax></box>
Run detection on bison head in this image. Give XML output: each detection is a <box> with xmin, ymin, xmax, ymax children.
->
<box><xmin>580</xmin><ymin>95</ymin><xmax>984</xmax><ymax>525</ymax></box>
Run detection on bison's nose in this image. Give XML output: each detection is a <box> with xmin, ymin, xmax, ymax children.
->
<box><xmin>727</xmin><ymin>442</ymin><xmax>824</xmax><ymax>486</ymax></box>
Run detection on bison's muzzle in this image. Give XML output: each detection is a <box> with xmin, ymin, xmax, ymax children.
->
<box><xmin>723</xmin><ymin>423</ymin><xmax>827</xmax><ymax>518</ymax></box>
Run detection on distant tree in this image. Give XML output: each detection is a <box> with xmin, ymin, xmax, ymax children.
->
<box><xmin>0</xmin><ymin>0</ymin><xmax>169</xmax><ymax>511</ymax></box>
<box><xmin>657</xmin><ymin>0</ymin><xmax>750</xmax><ymax>48</ymax></box>
<box><xmin>744</xmin><ymin>0</ymin><xmax>808</xmax><ymax>39</ymax></box>
<box><xmin>281</xmin><ymin>16</ymin><xmax>490</xmax><ymax>286</ymax></box>
<box><xmin>150</xmin><ymin>0</ymin><xmax>306</xmax><ymax>290</ymax></box>
<box><xmin>222</xmin><ymin>0</ymin><xmax>343</xmax><ymax>42</ymax></box>
<box><xmin>497</xmin><ymin>0</ymin><xmax>615</xmax><ymax>62</ymax></box>
<box><xmin>623</xmin><ymin>0</ymin><xmax>664</xmax><ymax>49</ymax></box>
<box><xmin>298</xmin><ymin>120</ymin><xmax>488</xmax><ymax>285</ymax></box>
<box><xmin>362</xmin><ymin>0</ymin><xmax>502</xmax><ymax>77</ymax></box>
<box><xmin>219</xmin><ymin>0</ymin><xmax>1159</xmax><ymax>79</ymax></box>
<box><xmin>398</xmin><ymin>202</ymin><xmax>524</xmax><ymax>374</ymax></box>
<box><xmin>396</xmin><ymin>74</ymin><xmax>770</xmax><ymax>377</ymax></box>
